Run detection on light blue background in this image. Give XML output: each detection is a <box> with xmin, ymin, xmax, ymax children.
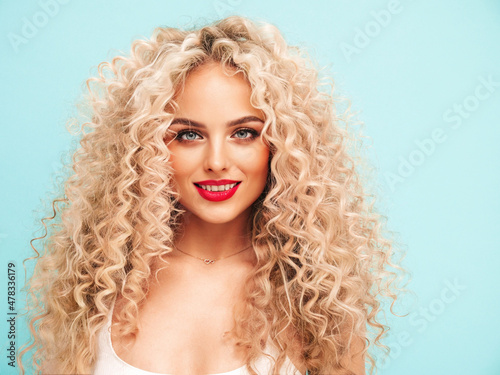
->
<box><xmin>1</xmin><ymin>1</ymin><xmax>499</xmax><ymax>374</ymax></box>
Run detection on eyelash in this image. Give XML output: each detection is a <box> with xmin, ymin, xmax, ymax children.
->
<box><xmin>174</xmin><ymin>128</ymin><xmax>260</xmax><ymax>143</ymax></box>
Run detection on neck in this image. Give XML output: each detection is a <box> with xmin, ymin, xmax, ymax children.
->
<box><xmin>173</xmin><ymin>210</ymin><xmax>254</xmax><ymax>262</ymax></box>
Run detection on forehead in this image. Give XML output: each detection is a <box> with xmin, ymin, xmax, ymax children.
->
<box><xmin>173</xmin><ymin>62</ymin><xmax>260</xmax><ymax>118</ymax></box>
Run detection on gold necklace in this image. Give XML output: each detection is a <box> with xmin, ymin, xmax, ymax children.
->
<box><xmin>173</xmin><ymin>244</ymin><xmax>253</xmax><ymax>265</ymax></box>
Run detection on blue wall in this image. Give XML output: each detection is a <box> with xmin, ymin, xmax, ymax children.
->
<box><xmin>1</xmin><ymin>1</ymin><xmax>499</xmax><ymax>374</ymax></box>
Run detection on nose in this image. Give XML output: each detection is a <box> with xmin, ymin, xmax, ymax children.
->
<box><xmin>204</xmin><ymin>137</ymin><xmax>229</xmax><ymax>172</ymax></box>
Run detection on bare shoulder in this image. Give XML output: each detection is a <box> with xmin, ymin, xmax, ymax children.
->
<box><xmin>341</xmin><ymin>316</ymin><xmax>367</xmax><ymax>375</ymax></box>
<box><xmin>340</xmin><ymin>334</ymin><xmax>366</xmax><ymax>375</ymax></box>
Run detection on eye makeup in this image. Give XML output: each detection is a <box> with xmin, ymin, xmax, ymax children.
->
<box><xmin>174</xmin><ymin>127</ymin><xmax>260</xmax><ymax>143</ymax></box>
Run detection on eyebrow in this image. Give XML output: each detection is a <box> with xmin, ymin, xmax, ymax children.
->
<box><xmin>170</xmin><ymin>115</ymin><xmax>264</xmax><ymax>129</ymax></box>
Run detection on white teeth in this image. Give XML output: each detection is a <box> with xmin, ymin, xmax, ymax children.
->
<box><xmin>199</xmin><ymin>182</ymin><xmax>238</xmax><ymax>192</ymax></box>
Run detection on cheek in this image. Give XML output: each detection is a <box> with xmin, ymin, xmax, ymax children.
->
<box><xmin>245</xmin><ymin>146</ymin><xmax>270</xmax><ymax>178</ymax></box>
<box><xmin>168</xmin><ymin>148</ymin><xmax>194</xmax><ymax>176</ymax></box>
<box><xmin>169</xmin><ymin>157</ymin><xmax>191</xmax><ymax>188</ymax></box>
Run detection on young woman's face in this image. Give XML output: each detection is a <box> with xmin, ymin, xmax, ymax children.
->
<box><xmin>165</xmin><ymin>62</ymin><xmax>269</xmax><ymax>225</ymax></box>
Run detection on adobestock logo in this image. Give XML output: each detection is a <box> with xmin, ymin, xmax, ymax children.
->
<box><xmin>442</xmin><ymin>75</ymin><xmax>500</xmax><ymax>130</ymax></box>
<box><xmin>379</xmin><ymin>277</ymin><xmax>466</xmax><ymax>370</ymax></box>
<box><xmin>340</xmin><ymin>0</ymin><xmax>403</xmax><ymax>63</ymax></box>
<box><xmin>214</xmin><ymin>0</ymin><xmax>243</xmax><ymax>18</ymax></box>
<box><xmin>384</xmin><ymin>74</ymin><xmax>499</xmax><ymax>192</ymax></box>
<box><xmin>7</xmin><ymin>0</ymin><xmax>71</xmax><ymax>53</ymax></box>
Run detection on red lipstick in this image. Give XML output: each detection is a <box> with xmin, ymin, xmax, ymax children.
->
<box><xmin>193</xmin><ymin>180</ymin><xmax>242</xmax><ymax>202</ymax></box>
<box><xmin>194</xmin><ymin>179</ymin><xmax>240</xmax><ymax>186</ymax></box>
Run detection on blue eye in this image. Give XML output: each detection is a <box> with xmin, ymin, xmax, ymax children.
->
<box><xmin>233</xmin><ymin>128</ymin><xmax>259</xmax><ymax>140</ymax></box>
<box><xmin>174</xmin><ymin>128</ymin><xmax>259</xmax><ymax>143</ymax></box>
<box><xmin>175</xmin><ymin>130</ymin><xmax>202</xmax><ymax>142</ymax></box>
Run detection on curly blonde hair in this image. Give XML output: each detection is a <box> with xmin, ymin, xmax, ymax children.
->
<box><xmin>20</xmin><ymin>15</ymin><xmax>407</xmax><ymax>375</ymax></box>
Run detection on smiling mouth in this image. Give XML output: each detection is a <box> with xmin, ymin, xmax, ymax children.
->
<box><xmin>194</xmin><ymin>182</ymin><xmax>241</xmax><ymax>192</ymax></box>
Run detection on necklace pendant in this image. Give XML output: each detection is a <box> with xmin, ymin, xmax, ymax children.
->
<box><xmin>203</xmin><ymin>259</ymin><xmax>215</xmax><ymax>265</ymax></box>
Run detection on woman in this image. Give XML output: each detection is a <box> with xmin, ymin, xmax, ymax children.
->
<box><xmin>20</xmin><ymin>15</ymin><xmax>404</xmax><ymax>375</ymax></box>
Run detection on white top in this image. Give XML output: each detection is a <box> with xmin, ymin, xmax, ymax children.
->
<box><xmin>93</xmin><ymin>308</ymin><xmax>302</xmax><ymax>375</ymax></box>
